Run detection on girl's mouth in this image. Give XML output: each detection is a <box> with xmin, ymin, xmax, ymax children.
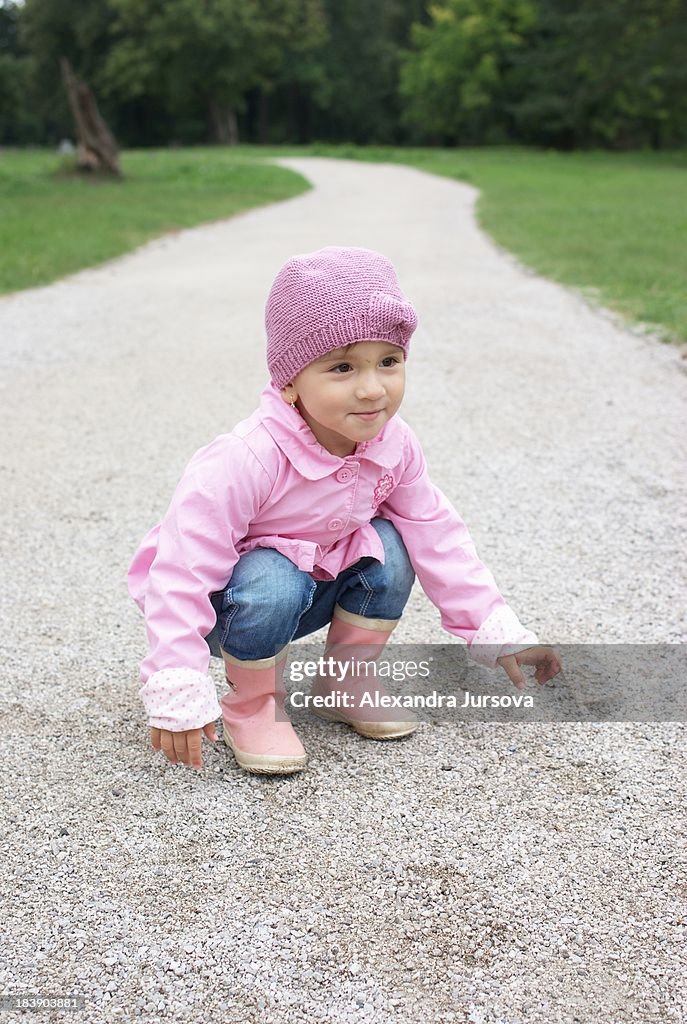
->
<box><xmin>351</xmin><ymin>410</ymin><xmax>383</xmax><ymax>421</ymax></box>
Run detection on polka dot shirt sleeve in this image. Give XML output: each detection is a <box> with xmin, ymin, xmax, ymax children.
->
<box><xmin>468</xmin><ymin>605</ymin><xmax>539</xmax><ymax>668</ymax></box>
<box><xmin>141</xmin><ymin>668</ymin><xmax>222</xmax><ymax>731</ymax></box>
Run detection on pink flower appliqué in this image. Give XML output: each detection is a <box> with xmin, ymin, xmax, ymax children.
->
<box><xmin>372</xmin><ymin>473</ymin><xmax>394</xmax><ymax>508</ymax></box>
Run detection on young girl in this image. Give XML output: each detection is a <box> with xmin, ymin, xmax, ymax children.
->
<box><xmin>128</xmin><ymin>246</ymin><xmax>561</xmax><ymax>775</ymax></box>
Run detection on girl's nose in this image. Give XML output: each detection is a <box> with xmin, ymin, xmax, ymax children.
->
<box><xmin>355</xmin><ymin>373</ymin><xmax>385</xmax><ymax>401</ymax></box>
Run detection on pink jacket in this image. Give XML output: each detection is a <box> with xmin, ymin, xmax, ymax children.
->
<box><xmin>129</xmin><ymin>382</ymin><xmax>538</xmax><ymax>730</ymax></box>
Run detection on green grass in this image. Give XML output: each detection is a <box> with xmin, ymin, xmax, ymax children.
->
<box><xmin>298</xmin><ymin>144</ymin><xmax>687</xmax><ymax>344</ymax></box>
<box><xmin>0</xmin><ymin>147</ymin><xmax>310</xmax><ymax>293</ymax></box>
<box><xmin>2</xmin><ymin>144</ymin><xmax>686</xmax><ymax>342</ymax></box>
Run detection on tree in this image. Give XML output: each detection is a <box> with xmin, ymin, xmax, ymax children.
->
<box><xmin>243</xmin><ymin>0</ymin><xmax>329</xmax><ymax>144</ymax></box>
<box><xmin>10</xmin><ymin>0</ymin><xmax>436</xmax><ymax>147</ymax></box>
<box><xmin>508</xmin><ymin>0</ymin><xmax>687</xmax><ymax>149</ymax></box>
<box><xmin>104</xmin><ymin>0</ymin><xmax>317</xmax><ymax>144</ymax></box>
<box><xmin>19</xmin><ymin>0</ymin><xmax>115</xmax><ymax>141</ymax></box>
<box><xmin>305</xmin><ymin>0</ymin><xmax>406</xmax><ymax>144</ymax></box>
<box><xmin>399</xmin><ymin>0</ymin><xmax>537</xmax><ymax>144</ymax></box>
<box><xmin>252</xmin><ymin>0</ymin><xmax>429</xmax><ymax>145</ymax></box>
<box><xmin>61</xmin><ymin>58</ymin><xmax>122</xmax><ymax>174</ymax></box>
<box><xmin>0</xmin><ymin>0</ymin><xmax>39</xmax><ymax>143</ymax></box>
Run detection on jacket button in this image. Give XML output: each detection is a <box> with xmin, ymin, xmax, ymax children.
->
<box><xmin>336</xmin><ymin>468</ymin><xmax>353</xmax><ymax>483</ymax></box>
<box><xmin>328</xmin><ymin>518</ymin><xmax>343</xmax><ymax>531</ymax></box>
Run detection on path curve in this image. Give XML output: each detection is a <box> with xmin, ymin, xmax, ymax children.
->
<box><xmin>0</xmin><ymin>158</ymin><xmax>684</xmax><ymax>1023</ymax></box>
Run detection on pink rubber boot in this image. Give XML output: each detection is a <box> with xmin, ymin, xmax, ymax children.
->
<box><xmin>310</xmin><ymin>606</ymin><xmax>418</xmax><ymax>740</ymax></box>
<box><xmin>220</xmin><ymin>647</ymin><xmax>307</xmax><ymax>774</ymax></box>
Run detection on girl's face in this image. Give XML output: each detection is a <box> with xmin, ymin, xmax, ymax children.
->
<box><xmin>282</xmin><ymin>340</ymin><xmax>406</xmax><ymax>457</ymax></box>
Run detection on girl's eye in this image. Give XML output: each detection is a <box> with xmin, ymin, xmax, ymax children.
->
<box><xmin>381</xmin><ymin>356</ymin><xmax>400</xmax><ymax>367</ymax></box>
<box><xmin>330</xmin><ymin>363</ymin><xmax>352</xmax><ymax>374</ymax></box>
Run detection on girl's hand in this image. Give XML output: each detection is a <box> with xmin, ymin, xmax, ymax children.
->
<box><xmin>497</xmin><ymin>646</ymin><xmax>562</xmax><ymax>689</ymax></box>
<box><xmin>150</xmin><ymin>722</ymin><xmax>218</xmax><ymax>771</ymax></box>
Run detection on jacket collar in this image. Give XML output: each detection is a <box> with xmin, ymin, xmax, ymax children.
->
<box><xmin>258</xmin><ymin>381</ymin><xmax>404</xmax><ymax>480</ymax></box>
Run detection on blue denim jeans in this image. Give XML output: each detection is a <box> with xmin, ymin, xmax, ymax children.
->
<box><xmin>205</xmin><ymin>518</ymin><xmax>415</xmax><ymax>661</ymax></box>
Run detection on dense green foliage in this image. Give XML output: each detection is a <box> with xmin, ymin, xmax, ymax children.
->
<box><xmin>400</xmin><ymin>0</ymin><xmax>538</xmax><ymax>144</ymax></box>
<box><xmin>1</xmin><ymin>0</ymin><xmax>685</xmax><ymax>149</ymax></box>
<box><xmin>402</xmin><ymin>0</ymin><xmax>687</xmax><ymax>149</ymax></box>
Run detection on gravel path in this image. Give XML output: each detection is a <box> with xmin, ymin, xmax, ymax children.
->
<box><xmin>1</xmin><ymin>157</ymin><xmax>685</xmax><ymax>1023</ymax></box>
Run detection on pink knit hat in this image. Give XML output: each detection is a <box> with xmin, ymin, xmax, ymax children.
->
<box><xmin>265</xmin><ymin>246</ymin><xmax>418</xmax><ymax>389</ymax></box>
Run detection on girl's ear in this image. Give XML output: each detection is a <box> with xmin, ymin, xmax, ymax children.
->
<box><xmin>281</xmin><ymin>385</ymin><xmax>297</xmax><ymax>406</ymax></box>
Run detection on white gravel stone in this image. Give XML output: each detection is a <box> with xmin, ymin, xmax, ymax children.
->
<box><xmin>0</xmin><ymin>158</ymin><xmax>685</xmax><ymax>1023</ymax></box>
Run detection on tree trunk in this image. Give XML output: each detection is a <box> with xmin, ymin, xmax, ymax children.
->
<box><xmin>60</xmin><ymin>58</ymin><xmax>122</xmax><ymax>177</ymax></box>
<box><xmin>257</xmin><ymin>88</ymin><xmax>270</xmax><ymax>144</ymax></box>
<box><xmin>287</xmin><ymin>83</ymin><xmax>311</xmax><ymax>145</ymax></box>
<box><xmin>209</xmin><ymin>98</ymin><xmax>239</xmax><ymax>145</ymax></box>
<box><xmin>286</xmin><ymin>82</ymin><xmax>298</xmax><ymax>143</ymax></box>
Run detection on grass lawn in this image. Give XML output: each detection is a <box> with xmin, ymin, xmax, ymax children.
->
<box><xmin>0</xmin><ymin>148</ymin><xmax>310</xmax><ymax>294</ymax></box>
<box><xmin>300</xmin><ymin>143</ymin><xmax>687</xmax><ymax>344</ymax></box>
<box><xmin>2</xmin><ymin>144</ymin><xmax>685</xmax><ymax>343</ymax></box>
